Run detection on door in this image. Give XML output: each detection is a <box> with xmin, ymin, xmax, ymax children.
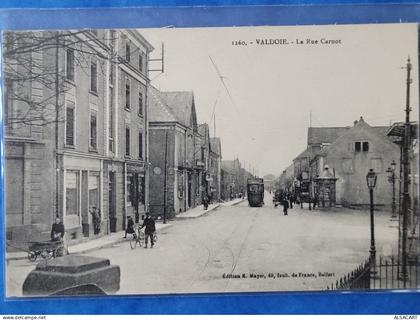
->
<box><xmin>108</xmin><ymin>171</ymin><xmax>116</xmax><ymax>232</ymax></box>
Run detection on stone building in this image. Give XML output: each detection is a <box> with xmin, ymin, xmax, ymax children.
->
<box><xmin>309</xmin><ymin>117</ymin><xmax>400</xmax><ymax>208</ymax></box>
<box><xmin>210</xmin><ymin>137</ymin><xmax>222</xmax><ymax>202</ymax></box>
<box><xmin>148</xmin><ymin>87</ymin><xmax>200</xmax><ymax>218</ymax></box>
<box><xmin>221</xmin><ymin>158</ymin><xmax>251</xmax><ymax>200</ymax></box>
<box><xmin>3</xmin><ymin>29</ymin><xmax>153</xmax><ymax>246</ymax></box>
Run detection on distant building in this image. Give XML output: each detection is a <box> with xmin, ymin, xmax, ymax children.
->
<box><xmin>221</xmin><ymin>158</ymin><xmax>252</xmax><ymax>200</ymax></box>
<box><xmin>309</xmin><ymin>117</ymin><xmax>400</xmax><ymax>208</ymax></box>
<box><xmin>210</xmin><ymin>137</ymin><xmax>222</xmax><ymax>202</ymax></box>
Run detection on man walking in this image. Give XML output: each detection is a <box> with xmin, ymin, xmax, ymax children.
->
<box><xmin>282</xmin><ymin>196</ymin><xmax>289</xmax><ymax>216</ymax></box>
<box><xmin>140</xmin><ymin>213</ymin><xmax>156</xmax><ymax>248</ymax></box>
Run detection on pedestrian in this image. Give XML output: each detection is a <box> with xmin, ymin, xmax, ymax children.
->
<box><xmin>123</xmin><ymin>216</ymin><xmax>135</xmax><ymax>238</ymax></box>
<box><xmin>313</xmin><ymin>193</ymin><xmax>319</xmax><ymax>209</ymax></box>
<box><xmin>289</xmin><ymin>194</ymin><xmax>293</xmax><ymax>209</ymax></box>
<box><xmin>203</xmin><ymin>194</ymin><xmax>209</xmax><ymax>210</ymax></box>
<box><xmin>90</xmin><ymin>206</ymin><xmax>101</xmax><ymax>235</ymax></box>
<box><xmin>140</xmin><ymin>213</ymin><xmax>156</xmax><ymax>248</ymax></box>
<box><xmin>282</xmin><ymin>196</ymin><xmax>289</xmax><ymax>215</ymax></box>
<box><xmin>51</xmin><ymin>216</ymin><xmax>65</xmax><ymax>241</ymax></box>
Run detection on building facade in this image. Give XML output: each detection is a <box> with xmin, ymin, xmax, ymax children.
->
<box><xmin>148</xmin><ymin>87</ymin><xmax>202</xmax><ymax>218</ymax></box>
<box><xmin>3</xmin><ymin>30</ymin><xmax>153</xmax><ymax>246</ymax></box>
<box><xmin>309</xmin><ymin>118</ymin><xmax>400</xmax><ymax>208</ymax></box>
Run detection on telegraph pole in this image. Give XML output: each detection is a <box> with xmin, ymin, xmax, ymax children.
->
<box><xmin>400</xmin><ymin>57</ymin><xmax>412</xmax><ymax>284</ymax></box>
<box><xmin>163</xmin><ymin>131</ymin><xmax>168</xmax><ymax>224</ymax></box>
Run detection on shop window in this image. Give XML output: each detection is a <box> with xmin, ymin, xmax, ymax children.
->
<box><xmin>88</xmin><ymin>172</ymin><xmax>100</xmax><ymax>208</ymax></box>
<box><xmin>66</xmin><ymin>171</ymin><xmax>80</xmax><ymax>223</ymax></box>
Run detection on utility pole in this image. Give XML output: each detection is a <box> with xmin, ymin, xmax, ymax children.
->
<box><xmin>400</xmin><ymin>57</ymin><xmax>412</xmax><ymax>284</ymax></box>
<box><xmin>163</xmin><ymin>131</ymin><xmax>168</xmax><ymax>224</ymax></box>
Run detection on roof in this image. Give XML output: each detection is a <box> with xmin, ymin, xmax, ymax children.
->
<box><xmin>307</xmin><ymin>127</ymin><xmax>350</xmax><ymax>145</ymax></box>
<box><xmin>320</xmin><ymin>117</ymin><xmax>397</xmax><ymax>157</ymax></box>
<box><xmin>308</xmin><ymin>123</ymin><xmax>392</xmax><ymax>146</ymax></box>
<box><xmin>198</xmin><ymin>123</ymin><xmax>209</xmax><ymax>138</ymax></box>
<box><xmin>148</xmin><ymin>86</ymin><xmax>178</xmax><ymax>123</ymax></box>
<box><xmin>294</xmin><ymin>148</ymin><xmax>311</xmax><ymax>161</ymax></box>
<box><xmin>221</xmin><ymin>159</ymin><xmax>241</xmax><ymax>173</ymax></box>
<box><xmin>386</xmin><ymin>122</ymin><xmax>418</xmax><ymax>139</ymax></box>
<box><xmin>159</xmin><ymin>91</ymin><xmax>196</xmax><ymax>128</ymax></box>
<box><xmin>210</xmin><ymin>137</ymin><xmax>222</xmax><ymax>156</ymax></box>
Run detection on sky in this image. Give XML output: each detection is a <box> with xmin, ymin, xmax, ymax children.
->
<box><xmin>139</xmin><ymin>24</ymin><xmax>419</xmax><ymax>177</ymax></box>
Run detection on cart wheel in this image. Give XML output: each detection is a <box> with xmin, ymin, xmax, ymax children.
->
<box><xmin>28</xmin><ymin>251</ymin><xmax>37</xmax><ymax>262</ymax></box>
<box><xmin>130</xmin><ymin>236</ymin><xmax>138</xmax><ymax>249</ymax></box>
<box><xmin>41</xmin><ymin>249</ymin><xmax>52</xmax><ymax>260</ymax></box>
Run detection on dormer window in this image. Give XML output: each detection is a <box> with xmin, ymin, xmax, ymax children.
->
<box><xmin>354</xmin><ymin>141</ymin><xmax>369</xmax><ymax>152</ymax></box>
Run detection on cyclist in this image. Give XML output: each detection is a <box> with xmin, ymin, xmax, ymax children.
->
<box><xmin>139</xmin><ymin>213</ymin><xmax>156</xmax><ymax>248</ymax></box>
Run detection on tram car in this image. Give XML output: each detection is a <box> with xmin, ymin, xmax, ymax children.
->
<box><xmin>247</xmin><ymin>177</ymin><xmax>264</xmax><ymax>207</ymax></box>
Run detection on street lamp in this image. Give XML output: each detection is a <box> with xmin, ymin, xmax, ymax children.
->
<box><xmin>366</xmin><ymin>169</ymin><xmax>377</xmax><ymax>265</ymax></box>
<box><xmin>386</xmin><ymin>160</ymin><xmax>397</xmax><ymax>218</ymax></box>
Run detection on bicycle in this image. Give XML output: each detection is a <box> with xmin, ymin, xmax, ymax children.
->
<box><xmin>130</xmin><ymin>226</ymin><xmax>145</xmax><ymax>249</ymax></box>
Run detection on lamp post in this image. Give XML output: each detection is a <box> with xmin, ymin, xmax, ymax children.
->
<box><xmin>366</xmin><ymin>169</ymin><xmax>377</xmax><ymax>265</ymax></box>
<box><xmin>386</xmin><ymin>160</ymin><xmax>397</xmax><ymax>219</ymax></box>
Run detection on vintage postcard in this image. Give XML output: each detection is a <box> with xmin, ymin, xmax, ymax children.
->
<box><xmin>3</xmin><ymin>23</ymin><xmax>419</xmax><ymax>297</ymax></box>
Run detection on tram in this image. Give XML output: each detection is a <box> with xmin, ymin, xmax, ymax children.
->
<box><xmin>247</xmin><ymin>177</ymin><xmax>264</xmax><ymax>207</ymax></box>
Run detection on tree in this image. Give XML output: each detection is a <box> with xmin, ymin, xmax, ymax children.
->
<box><xmin>2</xmin><ymin>29</ymin><xmax>139</xmax><ymax>129</ymax></box>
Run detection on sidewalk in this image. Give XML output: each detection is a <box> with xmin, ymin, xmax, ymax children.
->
<box><xmin>176</xmin><ymin>198</ymin><xmax>245</xmax><ymax>219</ymax></box>
<box><xmin>6</xmin><ymin>222</ymin><xmax>172</xmax><ymax>261</ymax></box>
<box><xmin>6</xmin><ymin>199</ymin><xmax>245</xmax><ymax>261</ymax></box>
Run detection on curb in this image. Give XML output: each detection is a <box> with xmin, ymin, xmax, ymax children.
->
<box><xmin>175</xmin><ymin>204</ymin><xmax>221</xmax><ymax>220</ymax></box>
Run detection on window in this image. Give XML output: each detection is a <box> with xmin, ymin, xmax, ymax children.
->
<box><xmin>108</xmin><ymin>86</ymin><xmax>114</xmax><ymax>152</ymax></box>
<box><xmin>342</xmin><ymin>158</ymin><xmax>353</xmax><ymax>174</ymax></box>
<box><xmin>65</xmin><ymin>102</ymin><xmax>75</xmax><ymax>146</ymax></box>
<box><xmin>66</xmin><ymin>171</ymin><xmax>80</xmax><ymax>226</ymax></box>
<box><xmin>370</xmin><ymin>158</ymin><xmax>383</xmax><ymax>173</ymax></box>
<box><xmin>90</xmin><ymin>59</ymin><xmax>97</xmax><ymax>93</ymax></box>
<box><xmin>127</xmin><ymin>173</ymin><xmax>134</xmax><ymax>205</ymax></box>
<box><xmin>125</xmin><ymin>126</ymin><xmax>130</xmax><ymax>156</ymax></box>
<box><xmin>138</xmin><ymin>132</ymin><xmax>143</xmax><ymax>159</ymax></box>
<box><xmin>4</xmin><ymin>79</ymin><xmax>13</xmax><ymax>131</ymax></box>
<box><xmin>66</xmin><ymin>48</ymin><xmax>75</xmax><ymax>82</ymax></box>
<box><xmin>88</xmin><ymin>172</ymin><xmax>100</xmax><ymax>208</ymax></box>
<box><xmin>139</xmin><ymin>53</ymin><xmax>143</xmax><ymax>72</ymax></box>
<box><xmin>363</xmin><ymin>142</ymin><xmax>369</xmax><ymax>152</ymax></box>
<box><xmin>354</xmin><ymin>141</ymin><xmax>369</xmax><ymax>152</ymax></box>
<box><xmin>90</xmin><ymin>111</ymin><xmax>97</xmax><ymax>151</ymax></box>
<box><xmin>4</xmin><ymin>33</ymin><xmax>15</xmax><ymax>53</ymax></box>
<box><xmin>139</xmin><ymin>176</ymin><xmax>145</xmax><ymax>205</ymax></box>
<box><xmin>125</xmin><ymin>41</ymin><xmax>131</xmax><ymax>62</ymax></box>
<box><xmin>138</xmin><ymin>91</ymin><xmax>143</xmax><ymax>116</ymax></box>
<box><xmin>125</xmin><ymin>78</ymin><xmax>131</xmax><ymax>109</ymax></box>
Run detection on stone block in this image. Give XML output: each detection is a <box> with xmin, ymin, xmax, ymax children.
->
<box><xmin>22</xmin><ymin>255</ymin><xmax>120</xmax><ymax>296</ymax></box>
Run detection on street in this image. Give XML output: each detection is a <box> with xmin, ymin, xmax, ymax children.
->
<box><xmin>7</xmin><ymin>192</ymin><xmax>399</xmax><ymax>296</ymax></box>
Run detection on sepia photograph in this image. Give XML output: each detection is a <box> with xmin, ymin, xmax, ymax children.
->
<box><xmin>3</xmin><ymin>23</ymin><xmax>419</xmax><ymax>297</ymax></box>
